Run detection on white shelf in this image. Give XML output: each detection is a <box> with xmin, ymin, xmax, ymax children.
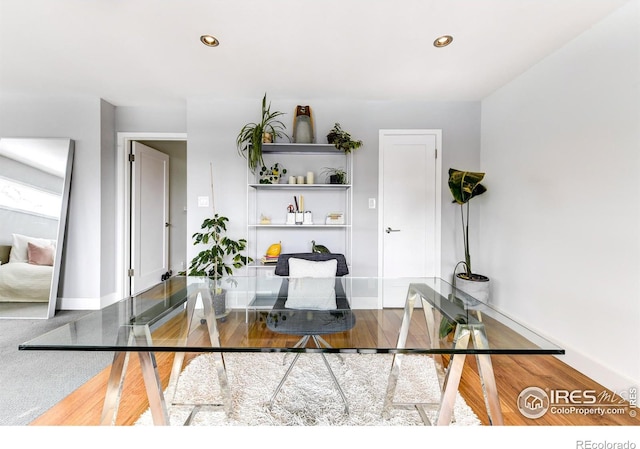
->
<box><xmin>249</xmin><ymin>183</ymin><xmax>350</xmax><ymax>189</ymax></box>
<box><xmin>262</xmin><ymin>143</ymin><xmax>341</xmax><ymax>154</ymax></box>
<box><xmin>248</xmin><ymin>224</ymin><xmax>350</xmax><ymax>228</ymax></box>
<box><xmin>246</xmin><ymin>142</ymin><xmax>353</xmax><ymax>322</ymax></box>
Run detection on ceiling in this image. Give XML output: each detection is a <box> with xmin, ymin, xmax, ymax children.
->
<box><xmin>0</xmin><ymin>0</ymin><xmax>631</xmax><ymax>107</ymax></box>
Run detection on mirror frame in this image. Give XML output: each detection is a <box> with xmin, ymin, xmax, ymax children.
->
<box><xmin>0</xmin><ymin>138</ymin><xmax>74</xmax><ymax>319</ymax></box>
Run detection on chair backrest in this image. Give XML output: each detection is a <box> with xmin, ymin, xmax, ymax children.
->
<box><xmin>274</xmin><ymin>253</ymin><xmax>349</xmax><ymax>277</ymax></box>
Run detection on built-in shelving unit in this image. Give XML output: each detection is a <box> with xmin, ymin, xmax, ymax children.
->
<box><xmin>245</xmin><ymin>143</ymin><xmax>353</xmax><ymax>317</ymax></box>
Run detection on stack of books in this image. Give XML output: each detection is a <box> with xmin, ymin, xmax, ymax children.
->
<box><xmin>260</xmin><ymin>255</ymin><xmax>279</xmax><ymax>265</ymax></box>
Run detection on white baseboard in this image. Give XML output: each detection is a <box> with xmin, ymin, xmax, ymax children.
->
<box><xmin>554</xmin><ymin>341</ymin><xmax>638</xmax><ymax>395</ymax></box>
<box><xmin>57</xmin><ymin>292</ymin><xmax>119</xmax><ymax>311</ymax></box>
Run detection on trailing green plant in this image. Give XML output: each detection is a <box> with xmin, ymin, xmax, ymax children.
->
<box><xmin>236</xmin><ymin>93</ymin><xmax>289</xmax><ymax>173</ymax></box>
<box><xmin>448</xmin><ymin>168</ymin><xmax>487</xmax><ymax>280</ymax></box>
<box><xmin>326</xmin><ymin>123</ymin><xmax>362</xmax><ymax>153</ymax></box>
<box><xmin>185</xmin><ymin>214</ymin><xmax>252</xmax><ymax>292</ymax></box>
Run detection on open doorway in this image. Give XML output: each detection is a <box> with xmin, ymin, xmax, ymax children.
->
<box><xmin>116</xmin><ymin>133</ymin><xmax>187</xmax><ymax>298</ymax></box>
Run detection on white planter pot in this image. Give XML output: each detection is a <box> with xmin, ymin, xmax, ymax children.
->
<box><xmin>454</xmin><ymin>273</ymin><xmax>490</xmax><ymax>303</ymax></box>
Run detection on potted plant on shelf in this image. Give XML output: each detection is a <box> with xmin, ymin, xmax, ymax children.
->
<box><xmin>326</xmin><ymin>123</ymin><xmax>362</xmax><ymax>153</ymax></box>
<box><xmin>439</xmin><ymin>168</ymin><xmax>489</xmax><ymax>338</ymax></box>
<box><xmin>185</xmin><ymin>214</ymin><xmax>253</xmax><ymax>318</ymax></box>
<box><xmin>259</xmin><ymin>162</ymin><xmax>287</xmax><ymax>184</ymax></box>
<box><xmin>321</xmin><ymin>167</ymin><xmax>347</xmax><ymax>184</ymax></box>
<box><xmin>236</xmin><ymin>93</ymin><xmax>289</xmax><ymax>173</ymax></box>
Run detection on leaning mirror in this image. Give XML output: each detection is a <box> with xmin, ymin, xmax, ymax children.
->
<box><xmin>0</xmin><ymin>138</ymin><xmax>74</xmax><ymax>319</ymax></box>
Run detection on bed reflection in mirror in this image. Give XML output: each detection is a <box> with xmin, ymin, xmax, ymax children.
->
<box><xmin>0</xmin><ymin>138</ymin><xmax>74</xmax><ymax>319</ymax></box>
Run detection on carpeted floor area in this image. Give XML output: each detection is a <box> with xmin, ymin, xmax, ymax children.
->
<box><xmin>135</xmin><ymin>352</ymin><xmax>481</xmax><ymax>426</ymax></box>
<box><xmin>0</xmin><ymin>311</ymin><xmax>114</xmax><ymax>426</ymax></box>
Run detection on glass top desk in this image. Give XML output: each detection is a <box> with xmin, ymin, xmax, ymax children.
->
<box><xmin>20</xmin><ymin>276</ymin><xmax>564</xmax><ymax>426</ymax></box>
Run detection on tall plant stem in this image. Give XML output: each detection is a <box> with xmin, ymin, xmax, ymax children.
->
<box><xmin>461</xmin><ymin>202</ymin><xmax>471</xmax><ymax>276</ymax></box>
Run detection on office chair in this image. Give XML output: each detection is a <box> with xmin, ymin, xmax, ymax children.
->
<box><xmin>266</xmin><ymin>253</ymin><xmax>355</xmax><ymax>413</ymax></box>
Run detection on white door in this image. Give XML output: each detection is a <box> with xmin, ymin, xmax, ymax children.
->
<box><xmin>378</xmin><ymin>130</ymin><xmax>441</xmax><ymax>307</ymax></box>
<box><xmin>131</xmin><ymin>142</ymin><xmax>170</xmax><ymax>295</ymax></box>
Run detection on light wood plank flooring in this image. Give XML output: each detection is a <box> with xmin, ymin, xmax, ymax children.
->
<box><xmin>30</xmin><ymin>308</ymin><xmax>639</xmax><ymax>426</ymax></box>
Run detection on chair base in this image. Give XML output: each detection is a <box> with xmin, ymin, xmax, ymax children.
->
<box><xmin>268</xmin><ymin>335</ymin><xmax>349</xmax><ymax>414</ymax></box>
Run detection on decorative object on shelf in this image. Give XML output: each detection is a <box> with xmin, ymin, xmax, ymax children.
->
<box><xmin>260</xmin><ymin>255</ymin><xmax>279</xmax><ymax>265</ymax></box>
<box><xmin>321</xmin><ymin>167</ymin><xmax>347</xmax><ymax>184</ymax></box>
<box><xmin>325</xmin><ymin>212</ymin><xmax>345</xmax><ymax>225</ymax></box>
<box><xmin>440</xmin><ymin>168</ymin><xmax>489</xmax><ymax>338</ymax></box>
<box><xmin>261</xmin><ymin>241</ymin><xmax>281</xmax><ymax>265</ymax></box>
<box><xmin>288</xmin><ymin>176</ymin><xmax>296</xmax><ymax>184</ymax></box>
<box><xmin>184</xmin><ymin>214</ymin><xmax>253</xmax><ymax>318</ymax></box>
<box><xmin>237</xmin><ymin>93</ymin><xmax>289</xmax><ymax>173</ymax></box>
<box><xmin>293</xmin><ymin>105</ymin><xmax>314</xmax><ymax>143</ymax></box>
<box><xmin>303</xmin><ymin>211</ymin><xmax>313</xmax><ymax>225</ymax></box>
<box><xmin>266</xmin><ymin>241</ymin><xmax>282</xmax><ymax>257</ymax></box>
<box><xmin>296</xmin><ymin>175</ymin><xmax>305</xmax><ymax>184</ymax></box>
<box><xmin>306</xmin><ymin>171</ymin><xmax>314</xmax><ymax>184</ymax></box>
<box><xmin>326</xmin><ymin>123</ymin><xmax>362</xmax><ymax>153</ymax></box>
<box><xmin>311</xmin><ymin>240</ymin><xmax>331</xmax><ymax>254</ymax></box>
<box><xmin>260</xmin><ymin>214</ymin><xmax>271</xmax><ymax>224</ymax></box>
<box><xmin>259</xmin><ymin>163</ymin><xmax>287</xmax><ymax>184</ymax></box>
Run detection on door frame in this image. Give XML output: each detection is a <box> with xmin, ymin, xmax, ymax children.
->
<box><xmin>116</xmin><ymin>132</ymin><xmax>187</xmax><ymax>300</ymax></box>
<box><xmin>377</xmin><ymin>129</ymin><xmax>443</xmax><ymax>280</ymax></box>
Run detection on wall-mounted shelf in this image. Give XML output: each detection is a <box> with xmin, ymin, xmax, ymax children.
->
<box><xmin>262</xmin><ymin>143</ymin><xmax>341</xmax><ymax>154</ymax></box>
<box><xmin>248</xmin><ymin>224</ymin><xmax>351</xmax><ymax>228</ymax></box>
<box><xmin>245</xmin><ymin>143</ymin><xmax>353</xmax><ymax>321</ymax></box>
<box><xmin>249</xmin><ymin>183</ymin><xmax>350</xmax><ymax>189</ymax></box>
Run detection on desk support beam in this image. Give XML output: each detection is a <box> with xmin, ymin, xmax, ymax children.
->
<box><xmin>384</xmin><ymin>283</ymin><xmax>504</xmax><ymax>426</ymax></box>
<box><xmin>166</xmin><ymin>287</ymin><xmax>231</xmax><ymax>424</ymax></box>
<box><xmin>101</xmin><ymin>326</ymin><xmax>170</xmax><ymax>425</ymax></box>
<box><xmin>101</xmin><ymin>286</ymin><xmax>231</xmax><ymax>426</ymax></box>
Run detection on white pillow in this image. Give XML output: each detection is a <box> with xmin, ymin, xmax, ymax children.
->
<box><xmin>9</xmin><ymin>233</ymin><xmax>56</xmax><ymax>264</ymax></box>
<box><xmin>285</xmin><ymin>278</ymin><xmax>337</xmax><ymax>310</ymax></box>
<box><xmin>288</xmin><ymin>258</ymin><xmax>337</xmax><ymax>278</ymax></box>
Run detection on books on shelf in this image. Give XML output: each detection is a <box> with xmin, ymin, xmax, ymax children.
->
<box><xmin>260</xmin><ymin>255</ymin><xmax>279</xmax><ymax>265</ymax></box>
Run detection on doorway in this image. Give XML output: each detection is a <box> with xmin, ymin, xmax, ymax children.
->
<box><xmin>378</xmin><ymin>129</ymin><xmax>442</xmax><ymax>307</ymax></box>
<box><xmin>116</xmin><ymin>133</ymin><xmax>187</xmax><ymax>299</ymax></box>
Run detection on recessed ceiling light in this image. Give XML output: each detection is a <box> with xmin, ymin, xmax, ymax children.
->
<box><xmin>200</xmin><ymin>35</ymin><xmax>219</xmax><ymax>47</ymax></box>
<box><xmin>433</xmin><ymin>35</ymin><xmax>453</xmax><ymax>48</ymax></box>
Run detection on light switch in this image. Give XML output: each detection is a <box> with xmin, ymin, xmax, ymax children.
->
<box><xmin>368</xmin><ymin>198</ymin><xmax>376</xmax><ymax>209</ymax></box>
<box><xmin>197</xmin><ymin>196</ymin><xmax>209</xmax><ymax>208</ymax></box>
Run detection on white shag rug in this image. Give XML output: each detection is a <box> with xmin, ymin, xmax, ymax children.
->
<box><xmin>135</xmin><ymin>353</ymin><xmax>481</xmax><ymax>426</ymax></box>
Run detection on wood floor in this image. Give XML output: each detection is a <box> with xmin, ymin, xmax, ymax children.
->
<box><xmin>30</xmin><ymin>308</ymin><xmax>639</xmax><ymax>427</ymax></box>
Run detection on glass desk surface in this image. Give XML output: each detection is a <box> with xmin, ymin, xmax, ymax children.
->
<box><xmin>20</xmin><ymin>276</ymin><xmax>564</xmax><ymax>356</ymax></box>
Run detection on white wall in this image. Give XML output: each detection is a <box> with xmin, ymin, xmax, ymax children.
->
<box><xmin>186</xmin><ymin>98</ymin><xmax>480</xmax><ymax>277</ymax></box>
<box><xmin>0</xmin><ymin>94</ymin><xmax>103</xmax><ymax>305</ymax></box>
<box><xmin>480</xmin><ymin>0</ymin><xmax>639</xmax><ymax>391</ymax></box>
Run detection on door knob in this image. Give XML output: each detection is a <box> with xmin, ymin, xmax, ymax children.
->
<box><xmin>386</xmin><ymin>227</ymin><xmax>401</xmax><ymax>233</ymax></box>
<box><xmin>165</xmin><ymin>222</ymin><xmax>171</xmax><ymax>227</ymax></box>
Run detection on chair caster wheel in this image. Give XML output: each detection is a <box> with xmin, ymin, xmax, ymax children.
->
<box><xmin>200</xmin><ymin>319</ymin><xmax>206</xmax><ymax>325</ymax></box>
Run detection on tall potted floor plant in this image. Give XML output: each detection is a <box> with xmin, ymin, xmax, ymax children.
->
<box><xmin>449</xmin><ymin>168</ymin><xmax>488</xmax><ymax>285</ymax></box>
<box><xmin>185</xmin><ymin>214</ymin><xmax>253</xmax><ymax>317</ymax></box>
<box><xmin>440</xmin><ymin>168</ymin><xmax>489</xmax><ymax>338</ymax></box>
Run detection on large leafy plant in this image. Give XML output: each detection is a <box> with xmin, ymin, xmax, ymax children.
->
<box><xmin>448</xmin><ymin>168</ymin><xmax>487</xmax><ymax>280</ymax></box>
<box><xmin>186</xmin><ymin>214</ymin><xmax>252</xmax><ymax>292</ymax></box>
<box><xmin>236</xmin><ymin>93</ymin><xmax>289</xmax><ymax>173</ymax></box>
<box><xmin>326</xmin><ymin>123</ymin><xmax>362</xmax><ymax>153</ymax></box>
